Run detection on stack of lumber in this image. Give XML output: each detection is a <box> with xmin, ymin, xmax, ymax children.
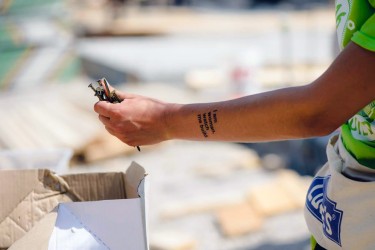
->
<box><xmin>0</xmin><ymin>81</ymin><xmax>134</xmax><ymax>163</ymax></box>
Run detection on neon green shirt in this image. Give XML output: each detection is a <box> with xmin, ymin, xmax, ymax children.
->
<box><xmin>336</xmin><ymin>0</ymin><xmax>375</xmax><ymax>168</ymax></box>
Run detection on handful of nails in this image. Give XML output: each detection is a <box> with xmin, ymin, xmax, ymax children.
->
<box><xmin>89</xmin><ymin>78</ymin><xmax>141</xmax><ymax>152</ymax></box>
<box><xmin>88</xmin><ymin>78</ymin><xmax>122</xmax><ymax>103</ymax></box>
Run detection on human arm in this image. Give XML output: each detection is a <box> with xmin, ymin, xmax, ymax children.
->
<box><xmin>94</xmin><ymin>42</ymin><xmax>375</xmax><ymax>146</ymax></box>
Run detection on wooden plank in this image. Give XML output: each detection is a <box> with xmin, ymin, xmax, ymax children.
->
<box><xmin>0</xmin><ymin>108</ymin><xmax>36</xmax><ymax>149</ymax></box>
<box><xmin>215</xmin><ymin>203</ymin><xmax>263</xmax><ymax>237</ymax></box>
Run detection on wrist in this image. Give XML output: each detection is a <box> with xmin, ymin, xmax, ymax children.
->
<box><xmin>163</xmin><ymin>102</ymin><xmax>182</xmax><ymax>140</ymax></box>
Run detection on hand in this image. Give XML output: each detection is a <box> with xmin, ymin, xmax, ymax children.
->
<box><xmin>94</xmin><ymin>89</ymin><xmax>172</xmax><ymax>147</ymax></box>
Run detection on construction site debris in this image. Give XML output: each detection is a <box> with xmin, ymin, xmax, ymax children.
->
<box><xmin>215</xmin><ymin>203</ymin><xmax>263</xmax><ymax>237</ymax></box>
<box><xmin>150</xmin><ymin>230</ymin><xmax>197</xmax><ymax>250</ymax></box>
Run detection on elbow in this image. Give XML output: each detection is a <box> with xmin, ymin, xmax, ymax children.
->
<box><xmin>296</xmin><ymin>85</ymin><xmax>342</xmax><ymax>138</ymax></box>
<box><xmin>311</xmin><ymin>123</ymin><xmax>339</xmax><ymax>137</ymax></box>
<box><xmin>300</xmin><ymin>112</ymin><xmax>341</xmax><ymax>138</ymax></box>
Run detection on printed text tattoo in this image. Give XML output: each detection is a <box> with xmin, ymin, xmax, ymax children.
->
<box><xmin>197</xmin><ymin>110</ymin><xmax>218</xmax><ymax>138</ymax></box>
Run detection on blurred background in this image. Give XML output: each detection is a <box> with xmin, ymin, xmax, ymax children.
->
<box><xmin>0</xmin><ymin>0</ymin><xmax>339</xmax><ymax>249</ymax></box>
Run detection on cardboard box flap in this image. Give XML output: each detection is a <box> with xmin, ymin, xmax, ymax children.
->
<box><xmin>125</xmin><ymin>161</ymin><xmax>147</xmax><ymax>199</ymax></box>
<box><xmin>0</xmin><ymin>169</ymin><xmax>42</xmax><ymax>224</ymax></box>
<box><xmin>0</xmin><ymin>169</ymin><xmax>74</xmax><ymax>248</ymax></box>
<box><xmin>9</xmin><ymin>212</ymin><xmax>58</xmax><ymax>250</ymax></box>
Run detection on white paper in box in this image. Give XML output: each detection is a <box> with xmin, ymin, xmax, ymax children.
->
<box><xmin>48</xmin><ymin>174</ymin><xmax>148</xmax><ymax>250</ymax></box>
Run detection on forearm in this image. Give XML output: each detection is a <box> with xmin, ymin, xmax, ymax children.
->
<box><xmin>166</xmin><ymin>85</ymin><xmax>332</xmax><ymax>142</ymax></box>
<box><xmin>166</xmin><ymin>43</ymin><xmax>375</xmax><ymax>143</ymax></box>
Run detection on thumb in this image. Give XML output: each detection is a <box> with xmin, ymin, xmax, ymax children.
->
<box><xmin>112</xmin><ymin>88</ymin><xmax>137</xmax><ymax>100</ymax></box>
<box><xmin>105</xmin><ymin>82</ymin><xmax>136</xmax><ymax>100</ymax></box>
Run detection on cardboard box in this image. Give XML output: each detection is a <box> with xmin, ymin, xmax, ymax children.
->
<box><xmin>0</xmin><ymin>162</ymin><xmax>148</xmax><ymax>250</ymax></box>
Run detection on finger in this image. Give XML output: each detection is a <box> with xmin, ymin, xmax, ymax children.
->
<box><xmin>94</xmin><ymin>101</ymin><xmax>112</xmax><ymax>117</ymax></box>
<box><xmin>113</xmin><ymin>89</ymin><xmax>137</xmax><ymax>100</ymax></box>
<box><xmin>98</xmin><ymin>114</ymin><xmax>111</xmax><ymax>126</ymax></box>
<box><xmin>105</xmin><ymin>126</ymin><xmax>117</xmax><ymax>136</ymax></box>
<box><xmin>105</xmin><ymin>83</ymin><xmax>137</xmax><ymax>100</ymax></box>
<box><xmin>105</xmin><ymin>126</ymin><xmax>129</xmax><ymax>144</ymax></box>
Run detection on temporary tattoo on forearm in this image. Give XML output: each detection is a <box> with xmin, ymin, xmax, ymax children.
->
<box><xmin>197</xmin><ymin>110</ymin><xmax>218</xmax><ymax>138</ymax></box>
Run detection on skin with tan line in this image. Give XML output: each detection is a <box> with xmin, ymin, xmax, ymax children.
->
<box><xmin>94</xmin><ymin>42</ymin><xmax>375</xmax><ymax>147</ymax></box>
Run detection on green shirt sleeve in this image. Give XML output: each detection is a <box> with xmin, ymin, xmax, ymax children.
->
<box><xmin>352</xmin><ymin>13</ymin><xmax>375</xmax><ymax>51</ymax></box>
